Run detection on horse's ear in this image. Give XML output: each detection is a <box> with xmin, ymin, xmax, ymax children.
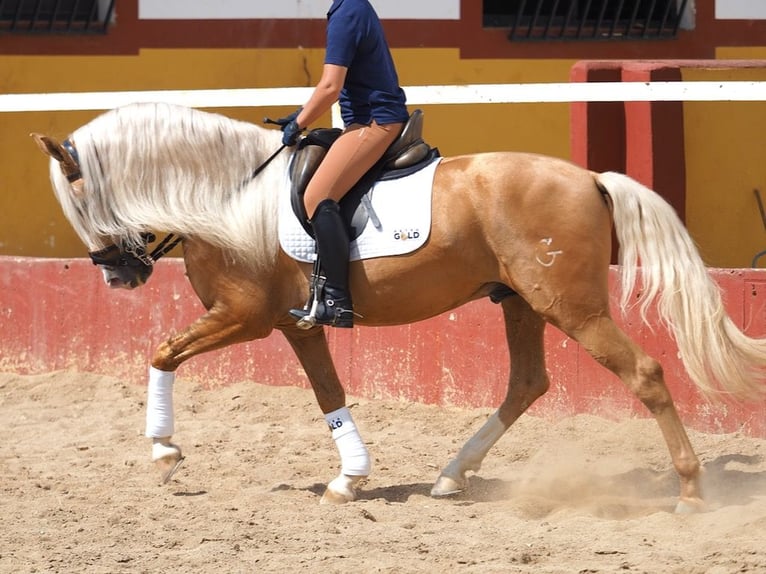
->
<box><xmin>30</xmin><ymin>133</ymin><xmax>68</xmax><ymax>162</ymax></box>
<box><xmin>30</xmin><ymin>132</ymin><xmax>85</xmax><ymax>196</ymax></box>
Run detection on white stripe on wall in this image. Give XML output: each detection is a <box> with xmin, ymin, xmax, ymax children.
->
<box><xmin>138</xmin><ymin>0</ymin><xmax>460</xmax><ymax>21</ymax></box>
<box><xmin>716</xmin><ymin>0</ymin><xmax>766</xmax><ymax>20</ymax></box>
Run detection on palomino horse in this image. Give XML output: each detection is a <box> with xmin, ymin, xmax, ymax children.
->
<box><xmin>33</xmin><ymin>102</ymin><xmax>766</xmax><ymax>512</ymax></box>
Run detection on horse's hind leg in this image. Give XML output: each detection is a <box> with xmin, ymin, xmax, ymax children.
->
<box><xmin>566</xmin><ymin>314</ymin><xmax>703</xmax><ymax>512</ymax></box>
<box><xmin>432</xmin><ymin>295</ymin><xmax>550</xmax><ymax>496</ymax></box>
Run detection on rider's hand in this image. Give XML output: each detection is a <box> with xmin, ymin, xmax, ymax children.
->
<box><xmin>281</xmin><ymin>119</ymin><xmax>303</xmax><ymax>147</ymax></box>
<box><xmin>282</xmin><ymin>120</ymin><xmax>303</xmax><ymax>147</ymax></box>
<box><xmin>273</xmin><ymin>107</ymin><xmax>304</xmax><ymax>146</ymax></box>
<box><xmin>273</xmin><ymin>107</ymin><xmax>302</xmax><ymax>128</ymax></box>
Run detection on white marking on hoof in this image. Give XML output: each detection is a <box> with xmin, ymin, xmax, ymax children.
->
<box><xmin>320</xmin><ymin>474</ymin><xmax>364</xmax><ymax>505</ymax></box>
<box><xmin>674</xmin><ymin>497</ymin><xmax>705</xmax><ymax>514</ymax></box>
<box><xmin>431</xmin><ymin>472</ymin><xmax>467</xmax><ymax>497</ymax></box>
<box><xmin>152</xmin><ymin>441</ymin><xmax>184</xmax><ymax>484</ymax></box>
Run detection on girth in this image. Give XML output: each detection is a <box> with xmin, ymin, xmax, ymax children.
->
<box><xmin>288</xmin><ymin>109</ymin><xmax>440</xmax><ymax>240</ymax></box>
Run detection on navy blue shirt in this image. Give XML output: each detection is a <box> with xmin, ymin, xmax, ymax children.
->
<box><xmin>326</xmin><ymin>0</ymin><xmax>409</xmax><ymax>126</ymax></box>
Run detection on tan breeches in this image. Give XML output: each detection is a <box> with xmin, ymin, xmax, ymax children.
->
<box><xmin>303</xmin><ymin>120</ymin><xmax>403</xmax><ymax>218</ymax></box>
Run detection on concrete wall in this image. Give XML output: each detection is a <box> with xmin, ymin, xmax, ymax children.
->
<box><xmin>2</xmin><ymin>257</ymin><xmax>764</xmax><ymax>437</ymax></box>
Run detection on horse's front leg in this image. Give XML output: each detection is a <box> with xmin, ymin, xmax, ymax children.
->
<box><xmin>281</xmin><ymin>325</ymin><xmax>370</xmax><ymax>504</ymax></box>
<box><xmin>147</xmin><ymin>308</ymin><xmax>252</xmax><ymax>483</ymax></box>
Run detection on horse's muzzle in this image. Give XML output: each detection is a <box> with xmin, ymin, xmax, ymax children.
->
<box><xmin>101</xmin><ymin>265</ymin><xmax>153</xmax><ymax>289</ymax></box>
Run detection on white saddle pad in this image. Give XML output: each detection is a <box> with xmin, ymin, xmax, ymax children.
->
<box><xmin>279</xmin><ymin>157</ymin><xmax>441</xmax><ymax>263</ymax></box>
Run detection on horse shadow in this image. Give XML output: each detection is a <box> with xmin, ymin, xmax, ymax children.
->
<box><xmin>309</xmin><ymin>453</ymin><xmax>766</xmax><ymax>516</ymax></box>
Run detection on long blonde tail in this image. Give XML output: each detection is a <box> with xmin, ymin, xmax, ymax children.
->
<box><xmin>597</xmin><ymin>171</ymin><xmax>766</xmax><ymax>401</ymax></box>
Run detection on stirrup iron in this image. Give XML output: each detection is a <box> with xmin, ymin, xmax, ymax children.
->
<box><xmin>294</xmin><ymin>257</ymin><xmax>324</xmax><ymax>330</ymax></box>
<box><xmin>295</xmin><ymin>277</ymin><xmax>325</xmax><ymax>330</ymax></box>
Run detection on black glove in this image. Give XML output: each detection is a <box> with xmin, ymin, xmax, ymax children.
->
<box><xmin>281</xmin><ymin>119</ymin><xmax>303</xmax><ymax>147</ymax></box>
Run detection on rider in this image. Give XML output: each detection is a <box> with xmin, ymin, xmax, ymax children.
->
<box><xmin>277</xmin><ymin>0</ymin><xmax>409</xmax><ymax>328</ymax></box>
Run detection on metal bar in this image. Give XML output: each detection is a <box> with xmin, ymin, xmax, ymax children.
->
<box><xmin>672</xmin><ymin>0</ymin><xmax>689</xmax><ymax>36</ymax></box>
<box><xmin>625</xmin><ymin>0</ymin><xmax>641</xmax><ymax>38</ymax></box>
<box><xmin>543</xmin><ymin>0</ymin><xmax>560</xmax><ymax>39</ymax></box>
<box><xmin>755</xmin><ymin>189</ymin><xmax>766</xmax><ymax>231</ymax></box>
<box><xmin>528</xmin><ymin>0</ymin><xmax>544</xmax><ymax>38</ymax></box>
<box><xmin>83</xmin><ymin>0</ymin><xmax>98</xmax><ymax>31</ymax></box>
<box><xmin>576</xmin><ymin>0</ymin><xmax>594</xmax><ymax>38</ymax></box>
<box><xmin>11</xmin><ymin>0</ymin><xmax>24</xmax><ymax>30</ymax></box>
<box><xmin>658</xmin><ymin>0</ymin><xmax>674</xmax><ymax>35</ymax></box>
<box><xmin>643</xmin><ymin>0</ymin><xmax>658</xmax><ymax>38</ymax></box>
<box><xmin>67</xmin><ymin>0</ymin><xmax>79</xmax><ymax>29</ymax></box>
<box><xmin>509</xmin><ymin>0</ymin><xmax>526</xmax><ymax>40</ymax></box>
<box><xmin>49</xmin><ymin>0</ymin><xmax>61</xmax><ymax>31</ymax></box>
<box><xmin>609</xmin><ymin>0</ymin><xmax>626</xmax><ymax>38</ymax></box>
<box><xmin>29</xmin><ymin>0</ymin><xmax>43</xmax><ymax>30</ymax></box>
<box><xmin>593</xmin><ymin>0</ymin><xmax>608</xmax><ymax>38</ymax></box>
<box><xmin>562</xmin><ymin>0</ymin><xmax>577</xmax><ymax>38</ymax></box>
<box><xmin>101</xmin><ymin>0</ymin><xmax>114</xmax><ymax>33</ymax></box>
<box><xmin>0</xmin><ymin>0</ymin><xmax>114</xmax><ymax>33</ymax></box>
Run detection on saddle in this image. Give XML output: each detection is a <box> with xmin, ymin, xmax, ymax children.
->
<box><xmin>288</xmin><ymin>109</ymin><xmax>440</xmax><ymax>239</ymax></box>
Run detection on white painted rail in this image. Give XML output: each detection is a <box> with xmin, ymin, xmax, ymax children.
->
<box><xmin>1</xmin><ymin>81</ymin><xmax>765</xmax><ymax>113</ymax></box>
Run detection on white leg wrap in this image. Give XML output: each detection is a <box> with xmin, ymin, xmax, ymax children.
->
<box><xmin>325</xmin><ymin>406</ymin><xmax>371</xmax><ymax>476</ymax></box>
<box><xmin>145</xmin><ymin>366</ymin><xmax>175</xmax><ymax>438</ymax></box>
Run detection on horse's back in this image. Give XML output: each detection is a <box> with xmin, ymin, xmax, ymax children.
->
<box><xmin>436</xmin><ymin>151</ymin><xmax>595</xmax><ymax>195</ymax></box>
<box><xmin>433</xmin><ymin>151</ymin><xmax>608</xmax><ymax>236</ymax></box>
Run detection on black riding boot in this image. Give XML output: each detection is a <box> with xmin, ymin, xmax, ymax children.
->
<box><xmin>289</xmin><ymin>199</ymin><xmax>354</xmax><ymax>329</ymax></box>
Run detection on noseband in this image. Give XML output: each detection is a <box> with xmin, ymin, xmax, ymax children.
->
<box><xmin>88</xmin><ymin>233</ymin><xmax>182</xmax><ymax>269</ymax></box>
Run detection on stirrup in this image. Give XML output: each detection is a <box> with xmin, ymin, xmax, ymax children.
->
<box><xmin>289</xmin><ymin>275</ymin><xmax>354</xmax><ymax>329</ymax></box>
<box><xmin>289</xmin><ymin>305</ymin><xmax>354</xmax><ymax>329</ymax></box>
<box><xmin>289</xmin><ymin>292</ymin><xmax>354</xmax><ymax>329</ymax></box>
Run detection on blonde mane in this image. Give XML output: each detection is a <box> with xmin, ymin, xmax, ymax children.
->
<box><xmin>48</xmin><ymin>102</ymin><xmax>288</xmax><ymax>269</ymax></box>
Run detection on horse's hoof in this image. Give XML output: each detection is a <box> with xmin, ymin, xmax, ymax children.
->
<box><xmin>320</xmin><ymin>474</ymin><xmax>363</xmax><ymax>505</ymax></box>
<box><xmin>152</xmin><ymin>442</ymin><xmax>184</xmax><ymax>484</ymax></box>
<box><xmin>674</xmin><ymin>497</ymin><xmax>705</xmax><ymax>514</ymax></box>
<box><xmin>430</xmin><ymin>473</ymin><xmax>466</xmax><ymax>497</ymax></box>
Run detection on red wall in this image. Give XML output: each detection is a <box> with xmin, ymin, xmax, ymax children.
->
<box><xmin>1</xmin><ymin>256</ymin><xmax>764</xmax><ymax>437</ymax></box>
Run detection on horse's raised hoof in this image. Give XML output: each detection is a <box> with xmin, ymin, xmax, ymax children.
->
<box><xmin>320</xmin><ymin>474</ymin><xmax>365</xmax><ymax>505</ymax></box>
<box><xmin>152</xmin><ymin>440</ymin><xmax>184</xmax><ymax>484</ymax></box>
<box><xmin>430</xmin><ymin>472</ymin><xmax>467</xmax><ymax>497</ymax></box>
<box><xmin>674</xmin><ymin>497</ymin><xmax>706</xmax><ymax>514</ymax></box>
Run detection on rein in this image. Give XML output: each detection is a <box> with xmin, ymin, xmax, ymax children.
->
<box><xmin>250</xmin><ymin>143</ymin><xmax>286</xmax><ymax>179</ymax></box>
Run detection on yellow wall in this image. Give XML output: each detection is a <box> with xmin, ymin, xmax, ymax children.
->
<box><xmin>682</xmin><ymin>61</ymin><xmax>766</xmax><ymax>267</ymax></box>
<box><xmin>2</xmin><ymin>48</ymin><xmax>573</xmax><ymax>257</ymax></box>
<box><xmin>6</xmin><ymin>47</ymin><xmax>766</xmax><ymax>268</ymax></box>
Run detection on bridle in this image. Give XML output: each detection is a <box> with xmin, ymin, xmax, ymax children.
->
<box><xmin>61</xmin><ymin>136</ymin><xmax>286</xmax><ymax>272</ymax></box>
<box><xmin>88</xmin><ymin>232</ymin><xmax>182</xmax><ymax>270</ymax></box>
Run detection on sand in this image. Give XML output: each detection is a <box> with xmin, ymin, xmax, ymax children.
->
<box><xmin>1</xmin><ymin>370</ymin><xmax>765</xmax><ymax>573</ymax></box>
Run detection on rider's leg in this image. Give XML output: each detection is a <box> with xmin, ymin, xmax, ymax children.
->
<box><xmin>302</xmin><ymin>121</ymin><xmax>402</xmax><ymax>217</ymax></box>
<box><xmin>292</xmin><ymin>121</ymin><xmax>402</xmax><ymax>329</ymax></box>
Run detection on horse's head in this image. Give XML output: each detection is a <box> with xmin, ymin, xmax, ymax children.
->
<box><xmin>87</xmin><ymin>234</ymin><xmax>156</xmax><ymax>289</ymax></box>
<box><xmin>31</xmin><ymin>132</ymin><xmax>156</xmax><ymax>289</ymax></box>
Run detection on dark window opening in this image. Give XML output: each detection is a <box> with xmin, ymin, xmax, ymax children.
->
<box><xmin>483</xmin><ymin>0</ymin><xmax>690</xmax><ymax>41</ymax></box>
<box><xmin>0</xmin><ymin>0</ymin><xmax>115</xmax><ymax>34</ymax></box>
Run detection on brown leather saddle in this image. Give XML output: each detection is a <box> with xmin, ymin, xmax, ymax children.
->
<box><xmin>288</xmin><ymin>109</ymin><xmax>440</xmax><ymax>239</ymax></box>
